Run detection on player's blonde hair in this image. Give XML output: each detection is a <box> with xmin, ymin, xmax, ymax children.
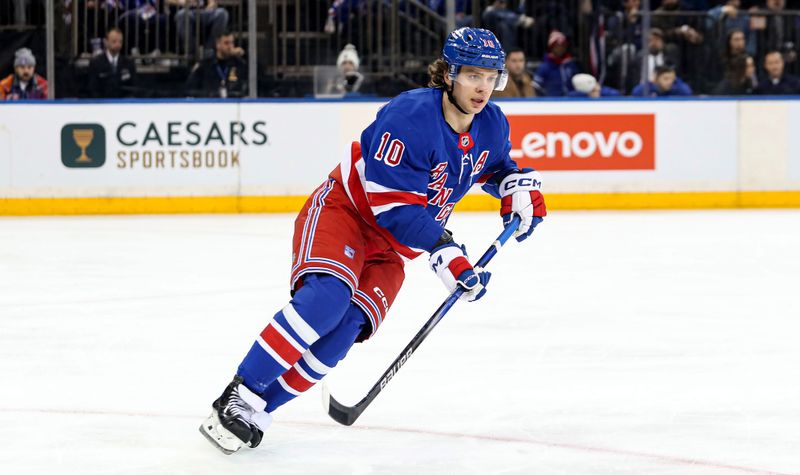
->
<box><xmin>427</xmin><ymin>58</ymin><xmax>449</xmax><ymax>89</ymax></box>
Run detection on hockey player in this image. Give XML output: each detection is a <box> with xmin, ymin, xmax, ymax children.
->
<box><xmin>200</xmin><ymin>27</ymin><xmax>547</xmax><ymax>454</ymax></box>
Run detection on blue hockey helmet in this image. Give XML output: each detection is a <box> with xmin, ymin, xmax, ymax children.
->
<box><xmin>442</xmin><ymin>27</ymin><xmax>508</xmax><ymax>91</ymax></box>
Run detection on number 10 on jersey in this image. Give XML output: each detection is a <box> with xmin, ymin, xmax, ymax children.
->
<box><xmin>374</xmin><ymin>132</ymin><xmax>406</xmax><ymax>167</ymax></box>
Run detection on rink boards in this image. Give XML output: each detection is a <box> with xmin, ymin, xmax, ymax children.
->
<box><xmin>1</xmin><ymin>98</ymin><xmax>800</xmax><ymax>215</ymax></box>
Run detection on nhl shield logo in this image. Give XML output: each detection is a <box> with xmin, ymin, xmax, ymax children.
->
<box><xmin>458</xmin><ymin>132</ymin><xmax>474</xmax><ymax>154</ymax></box>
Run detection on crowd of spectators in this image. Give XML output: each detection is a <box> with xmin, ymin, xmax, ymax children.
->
<box><xmin>598</xmin><ymin>0</ymin><xmax>800</xmax><ymax>96</ymax></box>
<box><xmin>3</xmin><ymin>0</ymin><xmax>800</xmax><ymax>100</ymax></box>
<box><xmin>1</xmin><ymin>0</ymin><xmax>248</xmax><ymax>100</ymax></box>
<box><xmin>486</xmin><ymin>0</ymin><xmax>800</xmax><ymax>98</ymax></box>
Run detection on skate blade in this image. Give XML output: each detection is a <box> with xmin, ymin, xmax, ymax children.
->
<box><xmin>199</xmin><ymin>412</ymin><xmax>243</xmax><ymax>455</ymax></box>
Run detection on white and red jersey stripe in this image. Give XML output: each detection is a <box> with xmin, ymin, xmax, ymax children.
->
<box><xmin>331</xmin><ymin>141</ymin><xmax>427</xmax><ymax>261</ymax></box>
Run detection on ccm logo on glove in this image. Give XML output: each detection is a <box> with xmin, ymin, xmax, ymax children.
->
<box><xmin>502</xmin><ymin>176</ymin><xmax>541</xmax><ymax>191</ymax></box>
<box><xmin>499</xmin><ymin>169</ymin><xmax>547</xmax><ymax>242</ymax></box>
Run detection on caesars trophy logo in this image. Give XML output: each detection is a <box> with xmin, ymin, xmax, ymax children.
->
<box><xmin>61</xmin><ymin>123</ymin><xmax>106</xmax><ymax>168</ymax></box>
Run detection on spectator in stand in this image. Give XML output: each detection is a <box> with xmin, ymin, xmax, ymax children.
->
<box><xmin>425</xmin><ymin>0</ymin><xmax>472</xmax><ymax>29</ymax></box>
<box><xmin>633</xmin><ymin>28</ymin><xmax>680</xmax><ymax>86</ymax></box>
<box><xmin>756</xmin><ymin>50</ymin><xmax>800</xmax><ymax>94</ymax></box>
<box><xmin>185</xmin><ymin>31</ymin><xmax>247</xmax><ymax>98</ymax></box>
<box><xmin>652</xmin><ymin>0</ymin><xmax>704</xmax><ymax>47</ymax></box>
<box><xmin>721</xmin><ymin>28</ymin><xmax>747</xmax><ymax>66</ymax></box>
<box><xmin>681</xmin><ymin>0</ymin><xmax>712</xmax><ymax>10</ymax></box>
<box><xmin>87</xmin><ymin>28</ymin><xmax>137</xmax><ymax>98</ymax></box>
<box><xmin>716</xmin><ymin>28</ymin><xmax>753</xmax><ymax>82</ymax></box>
<box><xmin>492</xmin><ymin>47</ymin><xmax>535</xmax><ymax>98</ymax></box>
<box><xmin>746</xmin><ymin>52</ymin><xmax>757</xmax><ymax>88</ymax></box>
<box><xmin>568</xmin><ymin>73</ymin><xmax>621</xmax><ymax>98</ymax></box>
<box><xmin>170</xmin><ymin>0</ymin><xmax>229</xmax><ymax>58</ymax></box>
<box><xmin>324</xmin><ymin>0</ymin><xmax>366</xmax><ymax>35</ymax></box>
<box><xmin>754</xmin><ymin>0</ymin><xmax>796</xmax><ymax>65</ymax></box>
<box><xmin>713</xmin><ymin>53</ymin><xmax>756</xmax><ymax>95</ymax></box>
<box><xmin>605</xmin><ymin>0</ymin><xmax>643</xmax><ymax>50</ymax></box>
<box><xmin>324</xmin><ymin>44</ymin><xmax>366</xmax><ymax>95</ymax></box>
<box><xmin>533</xmin><ymin>0</ymin><xmax>577</xmax><ymax>41</ymax></box>
<box><xmin>534</xmin><ymin>30</ymin><xmax>579</xmax><ymax>96</ymax></box>
<box><xmin>652</xmin><ymin>0</ymin><xmax>706</xmax><ymax>91</ymax></box>
<box><xmin>117</xmin><ymin>0</ymin><xmax>169</xmax><ymax>55</ymax></box>
<box><xmin>637</xmin><ymin>28</ymin><xmax>678</xmax><ymax>81</ymax></box>
<box><xmin>0</xmin><ymin>48</ymin><xmax>48</xmax><ymax>100</ymax></box>
<box><xmin>64</xmin><ymin>0</ymin><xmax>122</xmax><ymax>57</ymax></box>
<box><xmin>605</xmin><ymin>0</ymin><xmax>644</xmax><ymax>94</ymax></box>
<box><xmin>631</xmin><ymin>64</ymin><xmax>693</xmax><ymax>97</ymax></box>
<box><xmin>481</xmin><ymin>0</ymin><xmax>535</xmax><ymax>50</ymax></box>
<box><xmin>706</xmin><ymin>0</ymin><xmax>755</xmax><ymax>55</ymax></box>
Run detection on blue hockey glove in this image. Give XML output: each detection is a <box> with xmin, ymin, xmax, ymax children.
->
<box><xmin>499</xmin><ymin>169</ymin><xmax>547</xmax><ymax>242</ymax></box>
<box><xmin>429</xmin><ymin>240</ymin><xmax>491</xmax><ymax>302</ymax></box>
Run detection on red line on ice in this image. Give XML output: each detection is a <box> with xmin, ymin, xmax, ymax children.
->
<box><xmin>0</xmin><ymin>407</ymin><xmax>790</xmax><ymax>475</ymax></box>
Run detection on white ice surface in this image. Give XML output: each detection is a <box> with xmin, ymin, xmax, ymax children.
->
<box><xmin>1</xmin><ymin>211</ymin><xmax>799</xmax><ymax>474</ymax></box>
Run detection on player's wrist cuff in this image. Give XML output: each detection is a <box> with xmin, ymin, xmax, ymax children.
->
<box><xmin>432</xmin><ymin>229</ymin><xmax>454</xmax><ymax>250</ymax></box>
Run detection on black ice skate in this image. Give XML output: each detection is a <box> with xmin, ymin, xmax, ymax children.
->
<box><xmin>199</xmin><ymin>376</ymin><xmax>273</xmax><ymax>454</ymax></box>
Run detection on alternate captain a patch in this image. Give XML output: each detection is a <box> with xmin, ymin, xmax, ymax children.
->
<box><xmin>344</xmin><ymin>245</ymin><xmax>356</xmax><ymax>259</ymax></box>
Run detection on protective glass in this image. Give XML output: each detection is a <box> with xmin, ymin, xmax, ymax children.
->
<box><xmin>452</xmin><ymin>68</ymin><xmax>509</xmax><ymax>91</ymax></box>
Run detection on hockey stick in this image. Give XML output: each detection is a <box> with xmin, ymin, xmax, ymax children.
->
<box><xmin>321</xmin><ymin>215</ymin><xmax>522</xmax><ymax>426</ymax></box>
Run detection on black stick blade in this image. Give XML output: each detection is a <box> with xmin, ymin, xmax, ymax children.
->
<box><xmin>322</xmin><ymin>382</ymin><xmax>364</xmax><ymax>426</ymax></box>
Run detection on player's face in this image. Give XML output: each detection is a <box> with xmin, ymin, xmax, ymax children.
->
<box><xmin>452</xmin><ymin>66</ymin><xmax>498</xmax><ymax>113</ymax></box>
<box><xmin>15</xmin><ymin>64</ymin><xmax>34</xmax><ymax>82</ymax></box>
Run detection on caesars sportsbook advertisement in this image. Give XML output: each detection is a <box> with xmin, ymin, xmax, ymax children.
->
<box><xmin>0</xmin><ymin>100</ymin><xmax>744</xmax><ymax>203</ymax></box>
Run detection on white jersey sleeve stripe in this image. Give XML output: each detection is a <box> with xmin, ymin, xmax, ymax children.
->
<box><xmin>365</xmin><ymin>180</ymin><xmax>427</xmax><ymax>196</ymax></box>
<box><xmin>370</xmin><ymin>202</ymin><xmax>410</xmax><ymax>215</ymax></box>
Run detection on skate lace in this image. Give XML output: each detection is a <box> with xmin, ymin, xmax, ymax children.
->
<box><xmin>225</xmin><ymin>386</ymin><xmax>254</xmax><ymax>422</ymax></box>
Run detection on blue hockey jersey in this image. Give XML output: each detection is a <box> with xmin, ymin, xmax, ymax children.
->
<box><xmin>332</xmin><ymin>87</ymin><xmax>518</xmax><ymax>259</ymax></box>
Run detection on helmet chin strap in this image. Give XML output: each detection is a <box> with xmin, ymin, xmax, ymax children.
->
<box><xmin>445</xmin><ymin>83</ymin><xmax>470</xmax><ymax>115</ymax></box>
